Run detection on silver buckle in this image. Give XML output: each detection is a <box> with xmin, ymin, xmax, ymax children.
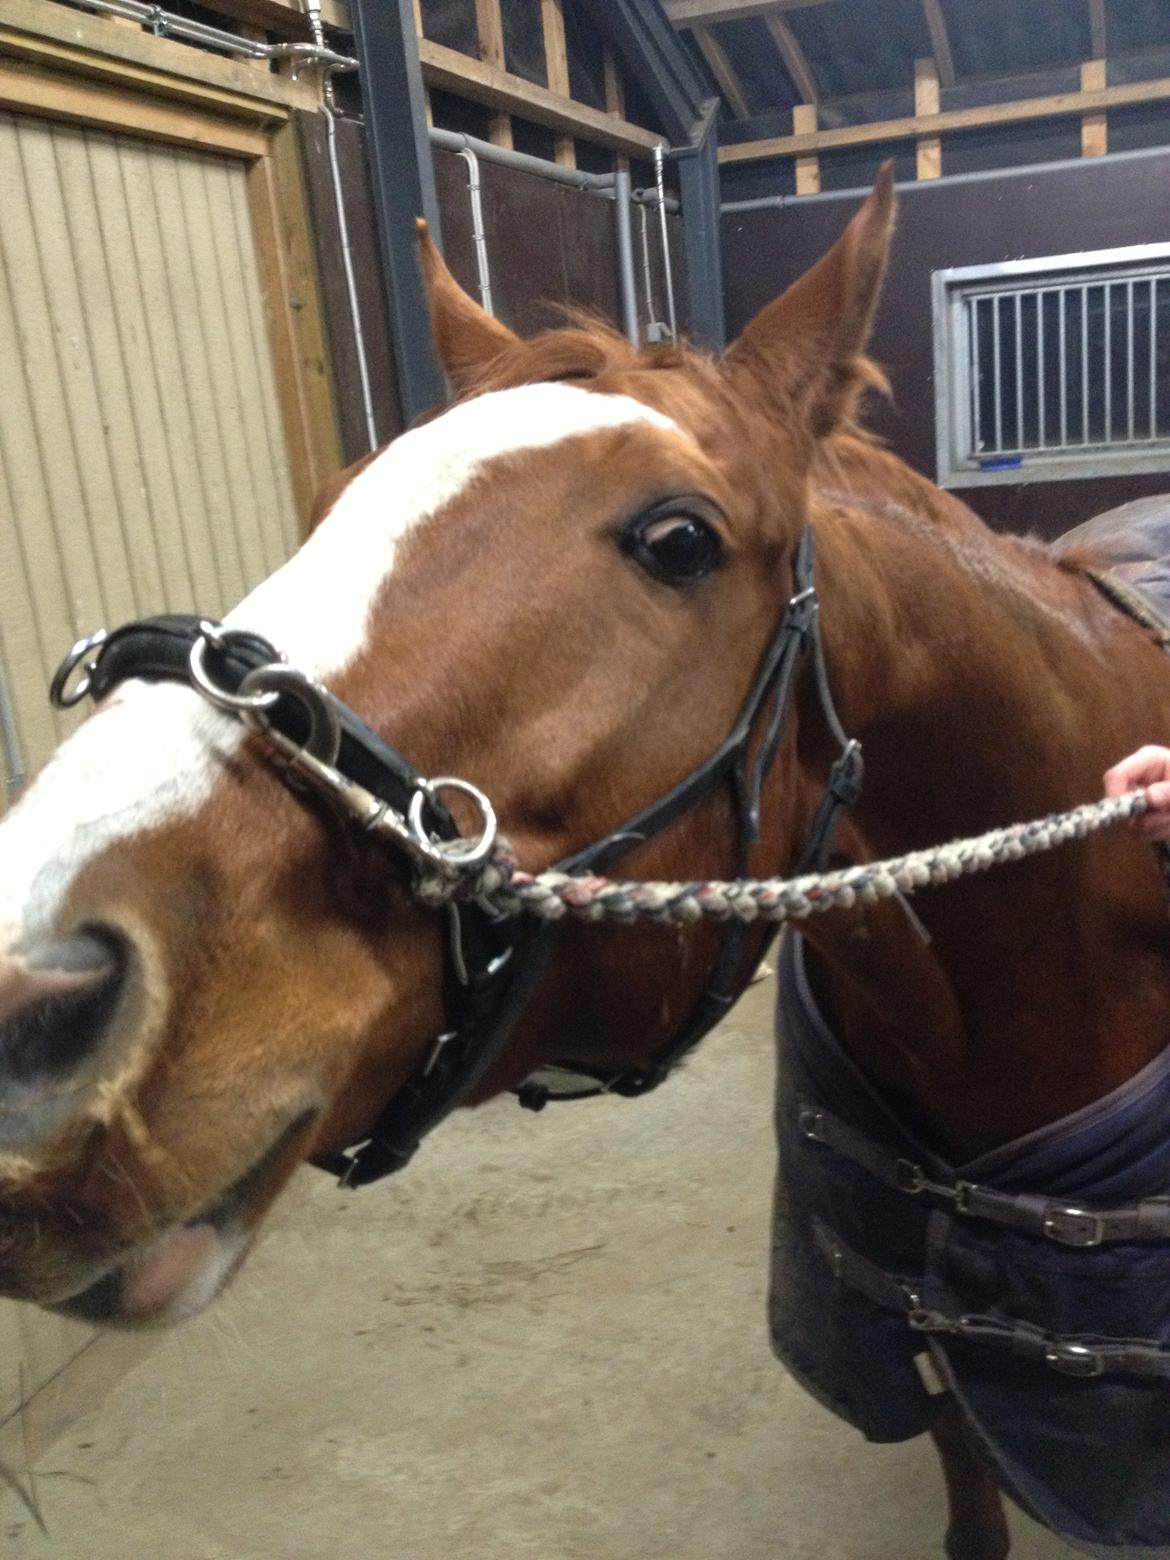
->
<box><xmin>797</xmin><ymin>1106</ymin><xmax>825</xmax><ymax>1141</ymax></box>
<box><xmin>1042</xmin><ymin>1206</ymin><xmax>1106</xmax><ymax>1248</ymax></box>
<box><xmin>1044</xmin><ymin>1341</ymin><xmax>1105</xmax><ymax>1378</ymax></box>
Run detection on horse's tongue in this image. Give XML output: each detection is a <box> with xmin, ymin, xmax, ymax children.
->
<box><xmin>120</xmin><ymin>1224</ymin><xmax>218</xmax><ymax>1319</ymax></box>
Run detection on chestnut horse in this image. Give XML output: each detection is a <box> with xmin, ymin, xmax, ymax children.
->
<box><xmin>2</xmin><ymin>167</ymin><xmax>1170</xmax><ymax>1556</ymax></box>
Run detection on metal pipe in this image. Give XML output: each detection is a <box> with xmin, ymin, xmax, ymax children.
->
<box><xmin>0</xmin><ymin>646</ymin><xmax>25</xmax><ymax>803</ymax></box>
<box><xmin>614</xmin><ymin>167</ymin><xmax>639</xmax><ymax>347</ymax></box>
<box><xmin>633</xmin><ymin>188</ymin><xmax>681</xmax><ymax>215</ymax></box>
<box><xmin>57</xmin><ymin>0</ymin><xmax>355</xmax><ymax>72</ymax></box>
<box><xmin>654</xmin><ymin>143</ymin><xmax>678</xmax><ymax>343</ymax></box>
<box><xmin>722</xmin><ymin>141</ymin><xmax>1170</xmax><ymax>213</ymax></box>
<box><xmin>639</xmin><ymin>204</ymin><xmax>657</xmax><ymax>334</ymax></box>
<box><xmin>428</xmin><ymin>126</ymin><xmax>613</xmax><ymax>195</ymax></box>
<box><xmin>459</xmin><ymin>148</ymin><xmax>495</xmax><ymax>315</ymax></box>
<box><xmin>305</xmin><ymin>0</ymin><xmax>380</xmax><ymax>453</ymax></box>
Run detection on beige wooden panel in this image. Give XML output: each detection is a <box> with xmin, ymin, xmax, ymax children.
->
<box><xmin>0</xmin><ymin>113</ymin><xmax>298</xmax><ymax>800</ymax></box>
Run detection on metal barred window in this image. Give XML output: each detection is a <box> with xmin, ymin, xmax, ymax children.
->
<box><xmin>933</xmin><ymin>244</ymin><xmax>1170</xmax><ymax>487</ymax></box>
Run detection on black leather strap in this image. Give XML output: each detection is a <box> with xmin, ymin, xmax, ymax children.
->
<box><xmin>800</xmin><ymin>1098</ymin><xmax>1170</xmax><ymax>1248</ymax></box>
<box><xmin>517</xmin><ymin>527</ymin><xmax>864</xmax><ymax>1110</ymax></box>
<box><xmin>813</xmin><ymin>1219</ymin><xmax>1170</xmax><ymax>1381</ymax></box>
<box><xmin>87</xmin><ymin>616</ymin><xmax>452</xmax><ymax>843</ymax></box>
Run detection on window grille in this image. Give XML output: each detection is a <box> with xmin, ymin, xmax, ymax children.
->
<box><xmin>932</xmin><ymin>244</ymin><xmax>1170</xmax><ymax>486</ymax></box>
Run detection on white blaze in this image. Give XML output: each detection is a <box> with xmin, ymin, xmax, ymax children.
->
<box><xmin>0</xmin><ymin>385</ymin><xmax>678</xmax><ymax>945</ymax></box>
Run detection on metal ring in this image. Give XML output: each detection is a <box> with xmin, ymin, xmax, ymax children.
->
<box><xmin>408</xmin><ymin>776</ymin><xmax>498</xmax><ymax>873</ymax></box>
<box><xmin>50</xmin><ymin>629</ymin><xmax>109</xmax><ymax>709</ymax></box>
<box><xmin>188</xmin><ymin>625</ymin><xmax>281</xmax><ymax>715</ymax></box>
<box><xmin>238</xmin><ymin>664</ymin><xmax>342</xmax><ymax>767</ymax></box>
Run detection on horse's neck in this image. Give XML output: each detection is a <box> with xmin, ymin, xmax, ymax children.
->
<box><xmin>800</xmin><ymin>447</ymin><xmax>1170</xmax><ymax>1157</ymax></box>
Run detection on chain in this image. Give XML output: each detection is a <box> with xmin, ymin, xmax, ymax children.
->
<box><xmin>417</xmin><ymin>790</ymin><xmax>1151</xmax><ymax>924</ymax></box>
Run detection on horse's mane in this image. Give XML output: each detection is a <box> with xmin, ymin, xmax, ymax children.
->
<box><xmin>460</xmin><ymin>308</ymin><xmax>714</xmax><ymax>395</ymax></box>
<box><xmin>460</xmin><ymin>308</ymin><xmax>889</xmax><ymax>444</ymax></box>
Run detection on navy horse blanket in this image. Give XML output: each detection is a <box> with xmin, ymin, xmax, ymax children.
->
<box><xmin>770</xmin><ymin>498</ymin><xmax>1170</xmax><ymax>1558</ymax></box>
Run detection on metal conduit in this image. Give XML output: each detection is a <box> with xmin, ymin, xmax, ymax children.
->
<box><xmin>428</xmin><ymin>127</ymin><xmax>613</xmax><ymax>195</ymax></box>
<box><xmin>654</xmin><ymin>143</ymin><xmax>678</xmax><ymax>343</ymax></box>
<box><xmin>614</xmin><ymin>167</ymin><xmax>640</xmax><ymax>346</ymax></box>
<box><xmin>458</xmin><ymin>148</ymin><xmax>495</xmax><ymax>315</ymax></box>
<box><xmin>0</xmin><ymin>648</ymin><xmax>26</xmax><ymax>803</ymax></box>
<box><xmin>58</xmin><ymin>0</ymin><xmax>355</xmax><ymax>71</ymax></box>
<box><xmin>429</xmin><ymin>129</ymin><xmax>644</xmax><ymax>347</ymax></box>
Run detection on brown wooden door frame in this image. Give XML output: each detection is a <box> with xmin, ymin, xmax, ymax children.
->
<box><xmin>0</xmin><ymin>2</ymin><xmax>343</xmax><ymax>526</ymax></box>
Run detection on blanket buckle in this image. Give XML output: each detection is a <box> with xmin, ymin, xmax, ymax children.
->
<box><xmin>1042</xmin><ymin>1206</ymin><xmax>1105</xmax><ymax>1247</ymax></box>
<box><xmin>1044</xmin><ymin>1341</ymin><xmax>1105</xmax><ymax>1377</ymax></box>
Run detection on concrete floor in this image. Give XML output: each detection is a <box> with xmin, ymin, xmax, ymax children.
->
<box><xmin>5</xmin><ymin>977</ymin><xmax>1076</xmax><ymax>1560</ymax></box>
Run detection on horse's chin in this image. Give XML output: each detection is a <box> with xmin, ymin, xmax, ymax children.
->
<box><xmin>53</xmin><ymin>1216</ymin><xmax>251</xmax><ymax>1329</ymax></box>
<box><xmin>49</xmin><ymin>1107</ymin><xmax>317</xmax><ymax>1329</ymax></box>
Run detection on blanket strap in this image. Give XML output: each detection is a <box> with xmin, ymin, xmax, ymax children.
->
<box><xmin>811</xmin><ymin>1220</ymin><xmax>1170</xmax><ymax>1380</ymax></box>
<box><xmin>798</xmin><ymin>1101</ymin><xmax>1170</xmax><ymax>1248</ymax></box>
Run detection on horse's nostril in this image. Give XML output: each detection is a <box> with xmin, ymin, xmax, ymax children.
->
<box><xmin>0</xmin><ymin>929</ymin><xmax>127</xmax><ymax>1081</ymax></box>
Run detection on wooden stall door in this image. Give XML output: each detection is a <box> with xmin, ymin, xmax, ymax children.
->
<box><xmin>0</xmin><ymin>110</ymin><xmax>300</xmax><ymax>802</ymax></box>
<box><xmin>0</xmin><ymin>107</ymin><xmax>303</xmax><ymax>1472</ymax></box>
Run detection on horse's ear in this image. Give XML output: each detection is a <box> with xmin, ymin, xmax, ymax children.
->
<box><xmin>725</xmin><ymin>164</ymin><xmax>896</xmax><ymax>438</ymax></box>
<box><xmin>417</xmin><ymin>219</ymin><xmax>518</xmax><ymax>391</ymax></box>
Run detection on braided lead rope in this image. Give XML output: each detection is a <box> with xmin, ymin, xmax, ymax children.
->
<box><xmin>418</xmin><ymin>790</ymin><xmax>1151</xmax><ymax>925</ymax></box>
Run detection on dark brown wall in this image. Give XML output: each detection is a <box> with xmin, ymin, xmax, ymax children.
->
<box><xmin>722</xmin><ymin>148</ymin><xmax>1170</xmax><ymax>539</ymax></box>
<box><xmin>298</xmin><ymin>113</ymin><xmax>688</xmax><ymax>466</ymax></box>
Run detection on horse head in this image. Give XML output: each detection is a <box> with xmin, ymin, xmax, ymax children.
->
<box><xmin>0</xmin><ymin>170</ymin><xmax>895</xmax><ymax>1327</ymax></box>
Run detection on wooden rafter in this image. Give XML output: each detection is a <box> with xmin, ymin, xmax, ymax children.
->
<box><xmin>1089</xmin><ymin>0</ymin><xmax>1106</xmax><ymax>58</ymax></box>
<box><xmin>694</xmin><ymin>25</ymin><xmax>751</xmax><ymax>118</ymax></box>
<box><xmin>603</xmin><ymin>43</ymin><xmax>629</xmax><ymax>171</ymax></box>
<box><xmin>540</xmin><ymin>0</ymin><xmax>576</xmax><ymax>167</ymax></box>
<box><xmin>718</xmin><ymin>73</ymin><xmax>1170</xmax><ymax>162</ymax></box>
<box><xmin>921</xmin><ymin>0</ymin><xmax>955</xmax><ymax>88</ymax></box>
<box><xmin>0</xmin><ymin>0</ymin><xmax>317</xmax><ymax>112</ymax></box>
<box><xmin>914</xmin><ymin>56</ymin><xmax>940</xmax><ymax>179</ymax></box>
<box><xmin>418</xmin><ymin>37</ymin><xmax>660</xmax><ymax>156</ymax></box>
<box><xmin>1081</xmin><ymin>57</ymin><xmax>1107</xmax><ymax>155</ymax></box>
<box><xmin>764</xmin><ymin>13</ymin><xmax>817</xmax><ymax>105</ymax></box>
<box><xmin>792</xmin><ymin>101</ymin><xmax>818</xmax><ymax>192</ymax></box>
<box><xmin>474</xmin><ymin>0</ymin><xmax>512</xmax><ymax>148</ymax></box>
<box><xmin>664</xmin><ymin>0</ymin><xmax>830</xmax><ymax>27</ymax></box>
<box><xmin>178</xmin><ymin>0</ymin><xmax>351</xmax><ymax>34</ymax></box>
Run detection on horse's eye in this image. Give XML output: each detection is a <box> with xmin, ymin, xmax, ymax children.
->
<box><xmin>622</xmin><ymin>512</ymin><xmax>723</xmax><ymax>586</ymax></box>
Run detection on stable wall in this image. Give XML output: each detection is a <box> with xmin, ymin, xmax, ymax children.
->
<box><xmin>721</xmin><ymin>146</ymin><xmax>1170</xmax><ymax>539</ymax></box>
<box><xmin>298</xmin><ymin>113</ymin><xmax>690</xmax><ymax>463</ymax></box>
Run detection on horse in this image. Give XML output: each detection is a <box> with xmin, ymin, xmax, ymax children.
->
<box><xmin>3</xmin><ymin>163</ymin><xmax>1170</xmax><ymax>1558</ymax></box>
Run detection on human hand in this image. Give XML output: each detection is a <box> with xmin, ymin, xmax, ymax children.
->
<box><xmin>1104</xmin><ymin>745</ymin><xmax>1170</xmax><ymax>841</ymax></box>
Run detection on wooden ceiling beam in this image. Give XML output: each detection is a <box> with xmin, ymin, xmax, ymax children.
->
<box><xmin>417</xmin><ymin>37</ymin><xmax>660</xmax><ymax>156</ymax></box>
<box><xmin>177</xmin><ymin>0</ymin><xmax>351</xmax><ymax>35</ymax></box>
<box><xmin>764</xmin><ymin>12</ymin><xmax>818</xmax><ymax>104</ymax></box>
<box><xmin>540</xmin><ymin>0</ymin><xmax>576</xmax><ymax>167</ymax></box>
<box><xmin>921</xmin><ymin>0</ymin><xmax>955</xmax><ymax>88</ymax></box>
<box><xmin>664</xmin><ymin>0</ymin><xmax>831</xmax><ymax>28</ymax></box>
<box><xmin>694</xmin><ymin>24</ymin><xmax>751</xmax><ymax>117</ymax></box>
<box><xmin>1089</xmin><ymin>0</ymin><xmax>1106</xmax><ymax>58</ymax></box>
<box><xmin>719</xmin><ymin>72</ymin><xmax>1170</xmax><ymax>162</ymax></box>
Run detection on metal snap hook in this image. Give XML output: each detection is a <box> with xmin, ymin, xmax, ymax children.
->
<box><xmin>50</xmin><ymin>629</ymin><xmax>109</xmax><ymax>709</ymax></box>
<box><xmin>238</xmin><ymin>664</ymin><xmax>342</xmax><ymax>767</ymax></box>
<box><xmin>408</xmin><ymin>777</ymin><xmax>498</xmax><ymax>874</ymax></box>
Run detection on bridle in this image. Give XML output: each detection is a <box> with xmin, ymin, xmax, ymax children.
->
<box><xmin>49</xmin><ymin>526</ymin><xmax>861</xmax><ymax>1187</ymax></box>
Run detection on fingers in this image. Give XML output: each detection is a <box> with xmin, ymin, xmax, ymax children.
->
<box><xmin>1105</xmin><ymin>745</ymin><xmax>1170</xmax><ymax>797</ymax></box>
<box><xmin>1104</xmin><ymin>747</ymin><xmax>1170</xmax><ymax>841</ymax></box>
<box><xmin>1134</xmin><ymin>779</ymin><xmax>1170</xmax><ymax>842</ymax></box>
